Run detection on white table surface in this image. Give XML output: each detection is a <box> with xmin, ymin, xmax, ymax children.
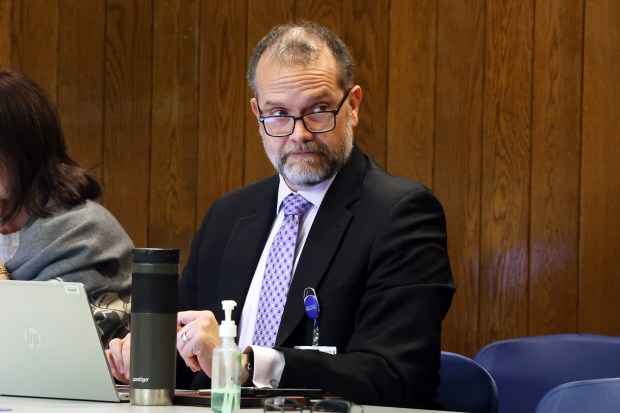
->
<box><xmin>0</xmin><ymin>395</ymin><xmax>463</xmax><ymax>413</ymax></box>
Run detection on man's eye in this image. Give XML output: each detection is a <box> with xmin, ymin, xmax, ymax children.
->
<box><xmin>313</xmin><ymin>105</ymin><xmax>329</xmax><ymax>113</ymax></box>
<box><xmin>271</xmin><ymin>110</ymin><xmax>288</xmax><ymax>116</ymax></box>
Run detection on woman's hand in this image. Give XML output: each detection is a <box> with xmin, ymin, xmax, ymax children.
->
<box><xmin>0</xmin><ymin>258</ymin><xmax>9</xmax><ymax>280</ymax></box>
<box><xmin>106</xmin><ymin>333</ymin><xmax>131</xmax><ymax>384</ymax></box>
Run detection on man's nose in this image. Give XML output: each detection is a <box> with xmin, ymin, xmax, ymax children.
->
<box><xmin>288</xmin><ymin>117</ymin><xmax>314</xmax><ymax>142</ymax></box>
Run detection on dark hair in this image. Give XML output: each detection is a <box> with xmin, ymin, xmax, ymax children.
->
<box><xmin>0</xmin><ymin>69</ymin><xmax>100</xmax><ymax>224</ymax></box>
<box><xmin>247</xmin><ymin>21</ymin><xmax>355</xmax><ymax>95</ymax></box>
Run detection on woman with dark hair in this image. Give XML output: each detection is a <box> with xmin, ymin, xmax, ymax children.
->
<box><xmin>0</xmin><ymin>69</ymin><xmax>133</xmax><ymax>344</ymax></box>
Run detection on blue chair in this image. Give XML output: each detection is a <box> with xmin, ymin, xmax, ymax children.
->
<box><xmin>536</xmin><ymin>378</ymin><xmax>620</xmax><ymax>413</ymax></box>
<box><xmin>439</xmin><ymin>351</ymin><xmax>498</xmax><ymax>413</ymax></box>
<box><xmin>474</xmin><ymin>334</ymin><xmax>620</xmax><ymax>413</ymax></box>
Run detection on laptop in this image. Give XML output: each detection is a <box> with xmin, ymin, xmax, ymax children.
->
<box><xmin>0</xmin><ymin>280</ymin><xmax>129</xmax><ymax>402</ymax></box>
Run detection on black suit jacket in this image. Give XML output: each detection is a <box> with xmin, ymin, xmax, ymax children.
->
<box><xmin>177</xmin><ymin>146</ymin><xmax>455</xmax><ymax>409</ymax></box>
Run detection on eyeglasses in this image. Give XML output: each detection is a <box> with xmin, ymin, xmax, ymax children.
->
<box><xmin>263</xmin><ymin>397</ymin><xmax>363</xmax><ymax>413</ymax></box>
<box><xmin>258</xmin><ymin>89</ymin><xmax>352</xmax><ymax>137</ymax></box>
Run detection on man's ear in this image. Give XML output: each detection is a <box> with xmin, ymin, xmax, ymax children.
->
<box><xmin>347</xmin><ymin>86</ymin><xmax>362</xmax><ymax>127</ymax></box>
<box><xmin>250</xmin><ymin>98</ymin><xmax>260</xmax><ymax>119</ymax></box>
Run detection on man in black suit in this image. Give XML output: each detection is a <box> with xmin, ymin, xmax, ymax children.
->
<box><xmin>108</xmin><ymin>21</ymin><xmax>454</xmax><ymax>409</ymax></box>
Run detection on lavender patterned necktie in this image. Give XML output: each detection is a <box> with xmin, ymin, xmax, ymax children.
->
<box><xmin>252</xmin><ymin>193</ymin><xmax>312</xmax><ymax>347</ymax></box>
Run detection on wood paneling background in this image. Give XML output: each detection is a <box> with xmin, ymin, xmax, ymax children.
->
<box><xmin>1</xmin><ymin>0</ymin><xmax>618</xmax><ymax>357</ymax></box>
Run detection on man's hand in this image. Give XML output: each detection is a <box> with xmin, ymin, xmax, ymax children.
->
<box><xmin>106</xmin><ymin>333</ymin><xmax>131</xmax><ymax>383</ymax></box>
<box><xmin>177</xmin><ymin>311</ymin><xmax>221</xmax><ymax>377</ymax></box>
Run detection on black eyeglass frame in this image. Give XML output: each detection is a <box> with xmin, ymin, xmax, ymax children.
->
<box><xmin>262</xmin><ymin>396</ymin><xmax>363</xmax><ymax>413</ymax></box>
<box><xmin>257</xmin><ymin>88</ymin><xmax>353</xmax><ymax>137</ymax></box>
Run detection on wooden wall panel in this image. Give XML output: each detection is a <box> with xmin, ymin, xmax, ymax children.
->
<box><xmin>479</xmin><ymin>0</ymin><xmax>533</xmax><ymax>345</ymax></box>
<box><xmin>0</xmin><ymin>0</ymin><xmax>12</xmax><ymax>66</ymax></box>
<box><xmin>103</xmin><ymin>0</ymin><xmax>153</xmax><ymax>248</ymax></box>
<box><xmin>57</xmin><ymin>0</ymin><xmax>106</xmax><ymax>180</ymax></box>
<box><xmin>149</xmin><ymin>0</ymin><xmax>199</xmax><ymax>269</ymax></box>
<box><xmin>580</xmin><ymin>0</ymin><xmax>620</xmax><ymax>333</ymax></box>
<box><xmin>2</xmin><ymin>0</ymin><xmax>620</xmax><ymax>357</ymax></box>
<box><xmin>529</xmin><ymin>0</ymin><xmax>582</xmax><ymax>335</ymax></box>
<box><xmin>434</xmin><ymin>0</ymin><xmax>485</xmax><ymax>356</ymax></box>
<box><xmin>5</xmin><ymin>0</ymin><xmax>59</xmax><ymax>98</ymax></box>
<box><xmin>387</xmin><ymin>0</ymin><xmax>436</xmax><ymax>187</ymax></box>
<box><xmin>342</xmin><ymin>0</ymin><xmax>389</xmax><ymax>167</ymax></box>
<box><xmin>295</xmin><ymin>0</ymin><xmax>342</xmax><ymax>34</ymax></box>
<box><xmin>197</xmin><ymin>1</ymin><xmax>248</xmax><ymax>221</ymax></box>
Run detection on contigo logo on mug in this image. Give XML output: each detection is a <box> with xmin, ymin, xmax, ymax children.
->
<box><xmin>23</xmin><ymin>327</ymin><xmax>42</xmax><ymax>350</ymax></box>
<box><xmin>133</xmin><ymin>377</ymin><xmax>150</xmax><ymax>383</ymax></box>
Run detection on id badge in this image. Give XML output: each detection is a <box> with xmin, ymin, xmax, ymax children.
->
<box><xmin>294</xmin><ymin>345</ymin><xmax>337</xmax><ymax>355</ymax></box>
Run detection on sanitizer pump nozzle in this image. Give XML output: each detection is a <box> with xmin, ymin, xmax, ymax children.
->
<box><xmin>219</xmin><ymin>300</ymin><xmax>237</xmax><ymax>338</ymax></box>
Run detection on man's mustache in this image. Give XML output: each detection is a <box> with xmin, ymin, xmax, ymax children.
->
<box><xmin>280</xmin><ymin>142</ymin><xmax>330</xmax><ymax>162</ymax></box>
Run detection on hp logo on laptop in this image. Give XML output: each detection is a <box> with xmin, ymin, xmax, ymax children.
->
<box><xmin>23</xmin><ymin>327</ymin><xmax>42</xmax><ymax>350</ymax></box>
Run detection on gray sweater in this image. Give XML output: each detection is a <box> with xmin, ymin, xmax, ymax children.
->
<box><xmin>6</xmin><ymin>200</ymin><xmax>134</xmax><ymax>344</ymax></box>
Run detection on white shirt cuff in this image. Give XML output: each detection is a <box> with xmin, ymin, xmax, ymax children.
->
<box><xmin>245</xmin><ymin>345</ymin><xmax>285</xmax><ymax>388</ymax></box>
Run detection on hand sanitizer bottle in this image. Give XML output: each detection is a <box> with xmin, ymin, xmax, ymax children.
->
<box><xmin>211</xmin><ymin>300</ymin><xmax>241</xmax><ymax>413</ymax></box>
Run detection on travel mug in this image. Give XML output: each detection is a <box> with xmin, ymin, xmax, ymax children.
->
<box><xmin>129</xmin><ymin>248</ymin><xmax>179</xmax><ymax>405</ymax></box>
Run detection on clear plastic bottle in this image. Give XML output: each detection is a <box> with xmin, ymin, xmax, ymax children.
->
<box><xmin>211</xmin><ymin>300</ymin><xmax>241</xmax><ymax>413</ymax></box>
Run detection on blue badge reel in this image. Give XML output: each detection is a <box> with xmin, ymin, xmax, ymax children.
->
<box><xmin>295</xmin><ymin>287</ymin><xmax>337</xmax><ymax>354</ymax></box>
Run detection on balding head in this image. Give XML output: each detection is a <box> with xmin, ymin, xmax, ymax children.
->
<box><xmin>247</xmin><ymin>21</ymin><xmax>354</xmax><ymax>96</ymax></box>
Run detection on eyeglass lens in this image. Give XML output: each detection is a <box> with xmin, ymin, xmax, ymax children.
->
<box><xmin>312</xmin><ymin>399</ymin><xmax>359</xmax><ymax>413</ymax></box>
<box><xmin>263</xmin><ymin>397</ymin><xmax>302</xmax><ymax>411</ymax></box>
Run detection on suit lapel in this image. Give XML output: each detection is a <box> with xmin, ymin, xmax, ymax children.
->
<box><xmin>218</xmin><ymin>178</ymin><xmax>278</xmax><ymax>318</ymax></box>
<box><xmin>276</xmin><ymin>147</ymin><xmax>367</xmax><ymax>345</ymax></box>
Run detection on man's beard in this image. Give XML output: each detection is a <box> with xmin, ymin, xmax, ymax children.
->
<box><xmin>263</xmin><ymin>117</ymin><xmax>354</xmax><ymax>188</ymax></box>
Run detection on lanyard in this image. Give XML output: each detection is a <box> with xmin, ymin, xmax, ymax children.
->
<box><xmin>303</xmin><ymin>287</ymin><xmax>320</xmax><ymax>346</ymax></box>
